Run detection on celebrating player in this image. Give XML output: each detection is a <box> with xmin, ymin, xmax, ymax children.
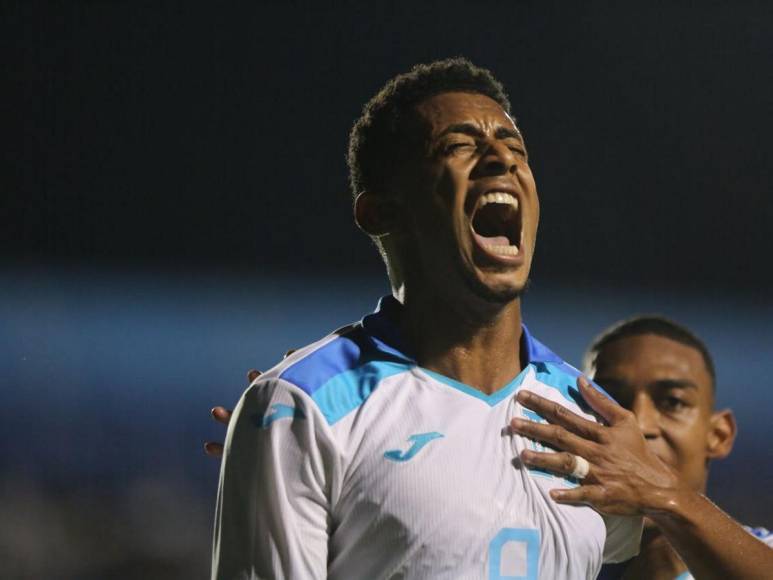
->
<box><xmin>211</xmin><ymin>58</ymin><xmax>645</xmax><ymax>579</ymax></box>
<box><xmin>582</xmin><ymin>317</ymin><xmax>771</xmax><ymax>579</ymax></box>
<box><xmin>208</xmin><ymin>315</ymin><xmax>773</xmax><ymax>579</ymax></box>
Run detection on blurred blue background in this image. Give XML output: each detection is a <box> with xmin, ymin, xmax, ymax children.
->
<box><xmin>3</xmin><ymin>1</ymin><xmax>773</xmax><ymax>578</ymax></box>
<box><xmin>2</xmin><ymin>269</ymin><xmax>770</xmax><ymax>578</ymax></box>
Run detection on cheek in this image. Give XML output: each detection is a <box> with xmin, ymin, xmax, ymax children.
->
<box><xmin>517</xmin><ymin>169</ymin><xmax>539</xmax><ymax>225</ymax></box>
<box><xmin>665</xmin><ymin>422</ymin><xmax>710</xmax><ymax>467</ymax></box>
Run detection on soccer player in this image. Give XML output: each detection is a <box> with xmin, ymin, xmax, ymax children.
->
<box><xmin>207</xmin><ymin>315</ymin><xmax>773</xmax><ymax>579</ymax></box>
<box><xmin>211</xmin><ymin>58</ymin><xmax>645</xmax><ymax>579</ymax></box>
<box><xmin>507</xmin><ymin>315</ymin><xmax>773</xmax><ymax>579</ymax></box>
<box><xmin>585</xmin><ymin>317</ymin><xmax>773</xmax><ymax>579</ymax></box>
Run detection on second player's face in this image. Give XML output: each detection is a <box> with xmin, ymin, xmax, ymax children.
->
<box><xmin>395</xmin><ymin>92</ymin><xmax>539</xmax><ymax>303</ymax></box>
<box><xmin>590</xmin><ymin>334</ymin><xmax>717</xmax><ymax>492</ymax></box>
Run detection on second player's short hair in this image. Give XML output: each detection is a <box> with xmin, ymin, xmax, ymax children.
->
<box><xmin>347</xmin><ymin>57</ymin><xmax>511</xmax><ymax>198</ymax></box>
<box><xmin>584</xmin><ymin>315</ymin><xmax>716</xmax><ymax>390</ymax></box>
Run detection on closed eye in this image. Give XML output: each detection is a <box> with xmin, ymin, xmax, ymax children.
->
<box><xmin>444</xmin><ymin>142</ymin><xmax>476</xmax><ymax>155</ymax></box>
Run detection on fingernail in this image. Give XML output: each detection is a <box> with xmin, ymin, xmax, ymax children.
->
<box><xmin>550</xmin><ymin>489</ymin><xmax>565</xmax><ymax>500</ymax></box>
<box><xmin>517</xmin><ymin>391</ymin><xmax>531</xmax><ymax>402</ymax></box>
<box><xmin>520</xmin><ymin>450</ymin><xmax>534</xmax><ymax>462</ymax></box>
<box><xmin>511</xmin><ymin>418</ymin><xmax>526</xmax><ymax>429</ymax></box>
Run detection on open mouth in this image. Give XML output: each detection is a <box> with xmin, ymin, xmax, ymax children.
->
<box><xmin>470</xmin><ymin>192</ymin><xmax>522</xmax><ymax>258</ymax></box>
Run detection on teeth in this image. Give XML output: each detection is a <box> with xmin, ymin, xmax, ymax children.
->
<box><xmin>483</xmin><ymin>243</ymin><xmax>520</xmax><ymax>256</ymax></box>
<box><xmin>479</xmin><ymin>192</ymin><xmax>519</xmax><ymax>210</ymax></box>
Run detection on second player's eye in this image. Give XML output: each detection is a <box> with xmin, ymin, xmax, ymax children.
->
<box><xmin>660</xmin><ymin>395</ymin><xmax>688</xmax><ymax>412</ymax></box>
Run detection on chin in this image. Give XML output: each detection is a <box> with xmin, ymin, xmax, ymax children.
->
<box><xmin>463</xmin><ymin>267</ymin><xmax>529</xmax><ymax>304</ymax></box>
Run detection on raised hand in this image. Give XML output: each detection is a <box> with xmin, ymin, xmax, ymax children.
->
<box><xmin>509</xmin><ymin>376</ymin><xmax>684</xmax><ymax>516</ymax></box>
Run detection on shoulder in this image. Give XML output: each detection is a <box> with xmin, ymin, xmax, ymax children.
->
<box><xmin>254</xmin><ymin>323</ymin><xmax>413</xmax><ymax>426</ymax></box>
<box><xmin>523</xmin><ymin>327</ymin><xmax>612</xmax><ymax>414</ymax></box>
<box><xmin>525</xmin><ymin>358</ymin><xmax>610</xmax><ymax>419</ymax></box>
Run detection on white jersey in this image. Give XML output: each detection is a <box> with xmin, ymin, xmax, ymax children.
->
<box><xmin>212</xmin><ymin>296</ymin><xmax>642</xmax><ymax>580</ymax></box>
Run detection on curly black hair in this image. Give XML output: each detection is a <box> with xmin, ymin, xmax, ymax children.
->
<box><xmin>347</xmin><ymin>57</ymin><xmax>511</xmax><ymax>198</ymax></box>
<box><xmin>583</xmin><ymin>315</ymin><xmax>716</xmax><ymax>391</ymax></box>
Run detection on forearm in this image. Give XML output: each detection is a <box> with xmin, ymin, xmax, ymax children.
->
<box><xmin>648</xmin><ymin>489</ymin><xmax>773</xmax><ymax>580</ymax></box>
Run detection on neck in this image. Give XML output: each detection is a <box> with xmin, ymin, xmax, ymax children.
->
<box><xmin>620</xmin><ymin>525</ymin><xmax>687</xmax><ymax>580</ymax></box>
<box><xmin>398</xmin><ymin>282</ymin><xmax>525</xmax><ymax>395</ymax></box>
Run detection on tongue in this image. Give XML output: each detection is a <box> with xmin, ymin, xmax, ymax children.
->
<box><xmin>474</xmin><ymin>232</ymin><xmax>511</xmax><ymax>246</ymax></box>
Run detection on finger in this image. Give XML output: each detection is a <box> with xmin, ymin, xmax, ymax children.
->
<box><xmin>520</xmin><ymin>449</ymin><xmax>593</xmax><ymax>480</ymax></box>
<box><xmin>515</xmin><ymin>389</ymin><xmax>602</xmax><ymax>441</ymax></box>
<box><xmin>577</xmin><ymin>376</ymin><xmax>629</xmax><ymax>425</ymax></box>
<box><xmin>548</xmin><ymin>484</ymin><xmax>601</xmax><ymax>505</ymax></box>
<box><xmin>510</xmin><ymin>417</ymin><xmax>594</xmax><ymax>457</ymax></box>
<box><xmin>247</xmin><ymin>369</ymin><xmax>262</xmax><ymax>383</ymax></box>
<box><xmin>204</xmin><ymin>441</ymin><xmax>224</xmax><ymax>457</ymax></box>
<box><xmin>211</xmin><ymin>406</ymin><xmax>233</xmax><ymax>425</ymax></box>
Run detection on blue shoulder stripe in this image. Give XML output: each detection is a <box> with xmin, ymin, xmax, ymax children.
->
<box><xmin>532</xmin><ymin>360</ymin><xmax>613</xmax><ymax>412</ymax></box>
<box><xmin>279</xmin><ymin>326</ymin><xmax>413</xmax><ymax>425</ymax></box>
<box><xmin>280</xmin><ymin>327</ymin><xmax>366</xmax><ymax>397</ymax></box>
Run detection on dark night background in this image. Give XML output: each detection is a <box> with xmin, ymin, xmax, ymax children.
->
<box><xmin>2</xmin><ymin>2</ymin><xmax>772</xmax><ymax>578</ymax></box>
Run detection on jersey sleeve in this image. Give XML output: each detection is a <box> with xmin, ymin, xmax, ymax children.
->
<box><xmin>211</xmin><ymin>377</ymin><xmax>341</xmax><ymax>580</ymax></box>
<box><xmin>744</xmin><ymin>526</ymin><xmax>773</xmax><ymax>548</ymax></box>
<box><xmin>601</xmin><ymin>513</ymin><xmax>643</xmax><ymax>563</ymax></box>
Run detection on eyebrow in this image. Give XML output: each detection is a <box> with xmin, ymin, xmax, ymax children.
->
<box><xmin>651</xmin><ymin>379</ymin><xmax>699</xmax><ymax>391</ymax></box>
<box><xmin>594</xmin><ymin>377</ymin><xmax>699</xmax><ymax>392</ymax></box>
<box><xmin>438</xmin><ymin>123</ymin><xmax>523</xmax><ymax>142</ymax></box>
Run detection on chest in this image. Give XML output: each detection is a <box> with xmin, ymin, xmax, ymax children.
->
<box><xmin>327</xmin><ymin>371</ymin><xmax>606</xmax><ymax>578</ymax></box>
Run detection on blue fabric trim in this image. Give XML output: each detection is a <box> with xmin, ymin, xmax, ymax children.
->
<box><xmin>522</xmin><ymin>325</ymin><xmax>564</xmax><ymax>365</ymax></box>
<box><xmin>258</xmin><ymin>403</ymin><xmax>306</xmax><ymax>428</ymax></box>
<box><xmin>420</xmin><ymin>367</ymin><xmax>529</xmax><ymax>407</ymax></box>
<box><xmin>310</xmin><ymin>360</ymin><xmax>412</xmax><ymax>425</ymax></box>
<box><xmin>360</xmin><ymin>296</ymin><xmax>415</xmax><ymax>362</ymax></box>
<box><xmin>532</xmin><ymin>362</ymin><xmax>583</xmax><ymax>405</ymax></box>
<box><xmin>365</xmin><ymin>296</ymin><xmax>565</xmax><ymax>366</ymax></box>
<box><xmin>279</xmin><ymin>328</ymin><xmax>368</xmax><ymax>397</ymax></box>
<box><xmin>532</xmin><ymin>361</ymin><xmax>613</xmax><ymax>412</ymax></box>
<box><xmin>279</xmin><ymin>295</ymin><xmax>592</xmax><ymax>424</ymax></box>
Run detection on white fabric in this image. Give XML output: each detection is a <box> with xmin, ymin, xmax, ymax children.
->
<box><xmin>212</xmin><ymin>301</ymin><xmax>642</xmax><ymax>580</ymax></box>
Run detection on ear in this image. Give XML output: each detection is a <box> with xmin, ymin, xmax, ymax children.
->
<box><xmin>354</xmin><ymin>191</ymin><xmax>403</xmax><ymax>238</ymax></box>
<box><xmin>706</xmin><ymin>409</ymin><xmax>737</xmax><ymax>460</ymax></box>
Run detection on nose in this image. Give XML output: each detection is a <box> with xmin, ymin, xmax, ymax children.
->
<box><xmin>472</xmin><ymin>140</ymin><xmax>517</xmax><ymax>178</ymax></box>
<box><xmin>631</xmin><ymin>394</ymin><xmax>661</xmax><ymax>439</ymax></box>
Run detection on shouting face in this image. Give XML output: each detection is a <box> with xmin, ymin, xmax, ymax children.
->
<box><xmin>385</xmin><ymin>91</ymin><xmax>539</xmax><ymax>306</ymax></box>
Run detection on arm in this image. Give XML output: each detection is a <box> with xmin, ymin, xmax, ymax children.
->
<box><xmin>510</xmin><ymin>378</ymin><xmax>773</xmax><ymax>580</ymax></box>
<box><xmin>212</xmin><ymin>378</ymin><xmax>335</xmax><ymax>580</ymax></box>
<box><xmin>645</xmin><ymin>491</ymin><xmax>773</xmax><ymax>580</ymax></box>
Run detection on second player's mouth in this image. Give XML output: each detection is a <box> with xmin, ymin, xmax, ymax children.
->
<box><xmin>469</xmin><ymin>191</ymin><xmax>523</xmax><ymax>260</ymax></box>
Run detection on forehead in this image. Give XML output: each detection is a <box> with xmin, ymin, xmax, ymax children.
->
<box><xmin>595</xmin><ymin>333</ymin><xmax>713</xmax><ymax>393</ymax></box>
<box><xmin>413</xmin><ymin>91</ymin><xmax>519</xmax><ymax>137</ymax></box>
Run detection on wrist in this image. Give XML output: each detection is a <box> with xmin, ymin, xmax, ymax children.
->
<box><xmin>645</xmin><ymin>486</ymin><xmax>703</xmax><ymax>526</ymax></box>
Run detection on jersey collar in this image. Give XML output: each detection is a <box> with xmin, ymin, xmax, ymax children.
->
<box><xmin>361</xmin><ymin>295</ymin><xmax>565</xmax><ymax>367</ymax></box>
